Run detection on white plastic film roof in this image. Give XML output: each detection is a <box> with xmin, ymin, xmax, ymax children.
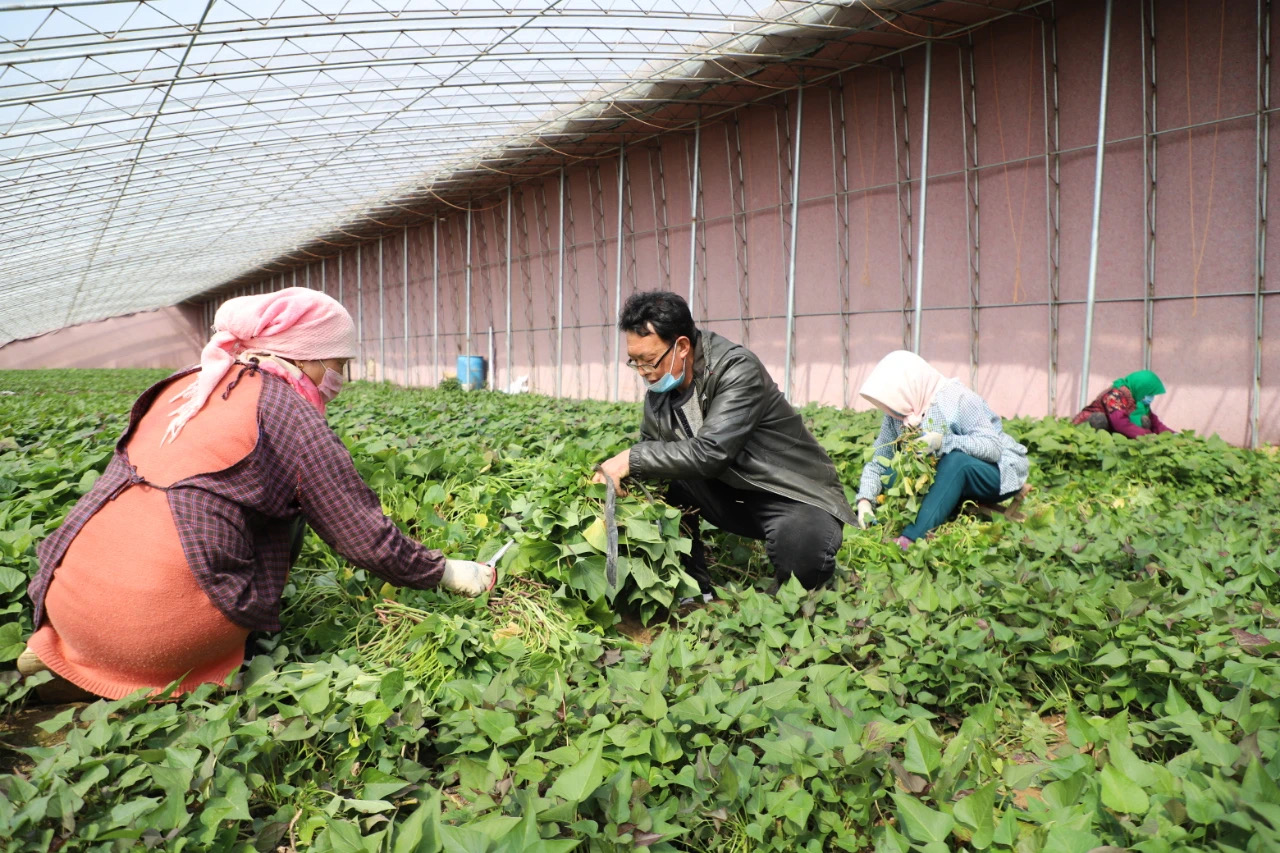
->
<box><xmin>0</xmin><ymin>0</ymin><xmax>1016</xmax><ymax>345</ymax></box>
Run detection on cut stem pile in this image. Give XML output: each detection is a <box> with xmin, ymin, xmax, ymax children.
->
<box><xmin>356</xmin><ymin>601</ymin><xmax>453</xmax><ymax>696</ymax></box>
<box><xmin>487</xmin><ymin>574</ymin><xmax>575</xmax><ymax>657</ymax></box>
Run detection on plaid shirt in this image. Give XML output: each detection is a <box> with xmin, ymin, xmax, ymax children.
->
<box><xmin>29</xmin><ymin>365</ymin><xmax>444</xmax><ymax>633</ymax></box>
<box><xmin>857</xmin><ymin>380</ymin><xmax>1030</xmax><ymax>502</ymax></box>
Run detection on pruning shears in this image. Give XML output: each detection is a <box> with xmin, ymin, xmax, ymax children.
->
<box><xmin>484</xmin><ymin>538</ymin><xmax>515</xmax><ymax>592</ymax></box>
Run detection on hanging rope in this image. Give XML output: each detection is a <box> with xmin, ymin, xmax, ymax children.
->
<box><xmin>988</xmin><ymin>24</ymin><xmax>1038</xmax><ymax>304</ymax></box>
<box><xmin>705</xmin><ymin>56</ymin><xmax>794</xmax><ymax>91</ymax></box>
<box><xmin>858</xmin><ymin>73</ymin><xmax>884</xmax><ymax>291</ymax></box>
<box><xmin>1184</xmin><ymin>0</ymin><xmax>1226</xmax><ymax>315</ymax></box>
<box><xmin>862</xmin><ymin>0</ymin><xmax>971</xmax><ymax>40</ymax></box>
<box><xmin>607</xmin><ymin>99</ymin><xmax>688</xmax><ymax>130</ymax></box>
<box><xmin>531</xmin><ymin>137</ymin><xmax>594</xmax><ymax>161</ymax></box>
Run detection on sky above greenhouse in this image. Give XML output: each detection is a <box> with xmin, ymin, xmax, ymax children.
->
<box><xmin>0</xmin><ymin>0</ymin><xmax>833</xmax><ymax>345</ymax></box>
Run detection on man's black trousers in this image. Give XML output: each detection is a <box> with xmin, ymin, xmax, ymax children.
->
<box><xmin>665</xmin><ymin>478</ymin><xmax>844</xmax><ymax>592</ymax></box>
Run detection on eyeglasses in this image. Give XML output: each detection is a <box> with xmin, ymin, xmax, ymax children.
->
<box><xmin>625</xmin><ymin>341</ymin><xmax>675</xmax><ymax>375</ymax></box>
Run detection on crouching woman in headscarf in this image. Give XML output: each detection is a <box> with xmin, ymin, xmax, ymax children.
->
<box><xmin>18</xmin><ymin>287</ymin><xmax>493</xmax><ymax>703</ymax></box>
<box><xmin>1072</xmin><ymin>370</ymin><xmax>1175</xmax><ymax>438</ymax></box>
<box><xmin>854</xmin><ymin>351</ymin><xmax>1030</xmax><ymax>550</ymax></box>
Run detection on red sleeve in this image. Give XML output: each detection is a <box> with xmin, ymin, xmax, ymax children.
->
<box><xmin>1108</xmin><ymin>408</ymin><xmax>1151</xmax><ymax>438</ymax></box>
<box><xmin>1148</xmin><ymin>412</ymin><xmax>1174</xmax><ymax>434</ymax></box>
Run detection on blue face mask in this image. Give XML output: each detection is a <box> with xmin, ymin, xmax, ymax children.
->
<box><xmin>1141</xmin><ymin>395</ymin><xmax>1154</xmax><ymax>406</ymax></box>
<box><xmin>646</xmin><ymin>345</ymin><xmax>684</xmax><ymax>394</ymax></box>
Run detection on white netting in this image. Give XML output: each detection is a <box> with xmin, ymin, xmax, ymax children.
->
<box><xmin>0</xmin><ymin>0</ymin><xmax>914</xmax><ymax>344</ymax></box>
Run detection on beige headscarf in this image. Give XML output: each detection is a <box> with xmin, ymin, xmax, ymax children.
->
<box><xmin>859</xmin><ymin>350</ymin><xmax>947</xmax><ymax>428</ymax></box>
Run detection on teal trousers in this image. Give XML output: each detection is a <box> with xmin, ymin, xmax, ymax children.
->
<box><xmin>902</xmin><ymin>451</ymin><xmax>1017</xmax><ymax>541</ymax></box>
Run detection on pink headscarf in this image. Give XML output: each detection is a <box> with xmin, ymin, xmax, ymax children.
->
<box><xmin>859</xmin><ymin>350</ymin><xmax>947</xmax><ymax>428</ymax></box>
<box><xmin>164</xmin><ymin>287</ymin><xmax>357</xmax><ymax>444</ymax></box>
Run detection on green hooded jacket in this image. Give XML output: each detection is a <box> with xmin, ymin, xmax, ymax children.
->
<box><xmin>1113</xmin><ymin>370</ymin><xmax>1166</xmax><ymax>425</ymax></box>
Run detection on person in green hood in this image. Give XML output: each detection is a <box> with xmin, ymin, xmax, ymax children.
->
<box><xmin>1072</xmin><ymin>370</ymin><xmax>1176</xmax><ymax>438</ymax></box>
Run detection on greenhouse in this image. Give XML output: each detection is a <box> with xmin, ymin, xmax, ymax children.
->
<box><xmin>2</xmin><ymin>1</ymin><xmax>1279</xmax><ymax>851</ymax></box>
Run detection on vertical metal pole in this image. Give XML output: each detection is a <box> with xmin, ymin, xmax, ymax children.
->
<box><xmin>729</xmin><ymin>117</ymin><xmax>752</xmax><ymax>346</ymax></box>
<box><xmin>614</xmin><ymin>144</ymin><xmax>626</xmax><ymax>402</ymax></box>
<box><xmin>830</xmin><ymin>80</ymin><xmax>851</xmax><ymax>407</ymax></box>
<box><xmin>557</xmin><ymin>167</ymin><xmax>566</xmax><ymax>398</ymax></box>
<box><xmin>488</xmin><ymin>325</ymin><xmax>495</xmax><ymax>390</ymax></box>
<box><xmin>1079</xmin><ymin>0</ymin><xmax>1113</xmax><ymax>411</ymax></box>
<box><xmin>1141</xmin><ymin>0</ymin><xmax>1158</xmax><ymax>371</ymax></box>
<box><xmin>688</xmin><ymin>121</ymin><xmax>701</xmax><ymax>307</ymax></box>
<box><xmin>433</xmin><ymin>219</ymin><xmax>440</xmax><ymax>385</ymax></box>
<box><xmin>321</xmin><ymin>257</ymin><xmax>326</xmax><ymax>294</ymax></box>
<box><xmin>960</xmin><ymin>36</ymin><xmax>980</xmax><ymax>387</ymax></box>
<box><xmin>1042</xmin><ymin>4</ymin><xmax>1062</xmax><ymax>414</ymax></box>
<box><xmin>783</xmin><ymin>86</ymin><xmax>804</xmax><ymax>400</ymax></box>
<box><xmin>651</xmin><ymin>148</ymin><xmax>672</xmax><ymax>291</ymax></box>
<box><xmin>506</xmin><ymin>187</ymin><xmax>514</xmax><ymax>395</ymax></box>
<box><xmin>892</xmin><ymin>60</ymin><xmax>914</xmax><ymax>349</ymax></box>
<box><xmin>378</xmin><ymin>236</ymin><xmax>385</xmax><ymax>382</ymax></box>
<box><xmin>465</xmin><ymin>205</ymin><xmax>473</xmax><ymax>356</ymax></box>
<box><xmin>292</xmin><ymin>269</ymin><xmax>297</xmax><ymax>287</ymax></box>
<box><xmin>912</xmin><ymin>38</ymin><xmax>933</xmax><ymax>354</ymax></box>
<box><xmin>305</xmin><ymin>266</ymin><xmax>310</xmax><ymax>288</ymax></box>
<box><xmin>589</xmin><ymin>168</ymin><xmax>612</xmax><ymax>400</ymax></box>
<box><xmin>1254</xmin><ymin>0</ymin><xmax>1270</xmax><ymax>448</ymax></box>
<box><xmin>403</xmin><ymin>227</ymin><xmax>410</xmax><ymax>386</ymax></box>
<box><xmin>356</xmin><ymin>245</ymin><xmax>364</xmax><ymax>380</ymax></box>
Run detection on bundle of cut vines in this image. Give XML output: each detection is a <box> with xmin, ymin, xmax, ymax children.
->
<box><xmin>887</xmin><ymin>426</ymin><xmax>939</xmax><ymax>499</ymax></box>
<box><xmin>355</xmin><ymin>601</ymin><xmax>454</xmax><ymax>695</ymax></box>
<box><xmin>487</xmin><ymin>575</ymin><xmax>575</xmax><ymax>658</ymax></box>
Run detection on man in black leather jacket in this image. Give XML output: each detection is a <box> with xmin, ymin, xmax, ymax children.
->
<box><xmin>592</xmin><ymin>291</ymin><xmax>854</xmax><ymax>593</ymax></box>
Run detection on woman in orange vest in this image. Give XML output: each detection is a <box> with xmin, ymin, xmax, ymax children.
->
<box><xmin>19</xmin><ymin>288</ymin><xmax>493</xmax><ymax>702</ymax></box>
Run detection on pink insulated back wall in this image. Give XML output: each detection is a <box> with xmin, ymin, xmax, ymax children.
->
<box><xmin>198</xmin><ymin>0</ymin><xmax>1277</xmax><ymax>447</ymax></box>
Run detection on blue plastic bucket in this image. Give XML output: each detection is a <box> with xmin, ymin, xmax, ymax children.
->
<box><xmin>457</xmin><ymin>355</ymin><xmax>486</xmax><ymax>390</ymax></box>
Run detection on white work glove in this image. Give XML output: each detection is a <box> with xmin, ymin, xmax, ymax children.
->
<box><xmin>919</xmin><ymin>431</ymin><xmax>944</xmax><ymax>453</ymax></box>
<box><xmin>856</xmin><ymin>499</ymin><xmax>877</xmax><ymax>530</ymax></box>
<box><xmin>441</xmin><ymin>559</ymin><xmax>496</xmax><ymax>596</ymax></box>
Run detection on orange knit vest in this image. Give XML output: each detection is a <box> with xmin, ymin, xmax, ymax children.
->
<box><xmin>28</xmin><ymin>369</ymin><xmax>264</xmax><ymax>699</ymax></box>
